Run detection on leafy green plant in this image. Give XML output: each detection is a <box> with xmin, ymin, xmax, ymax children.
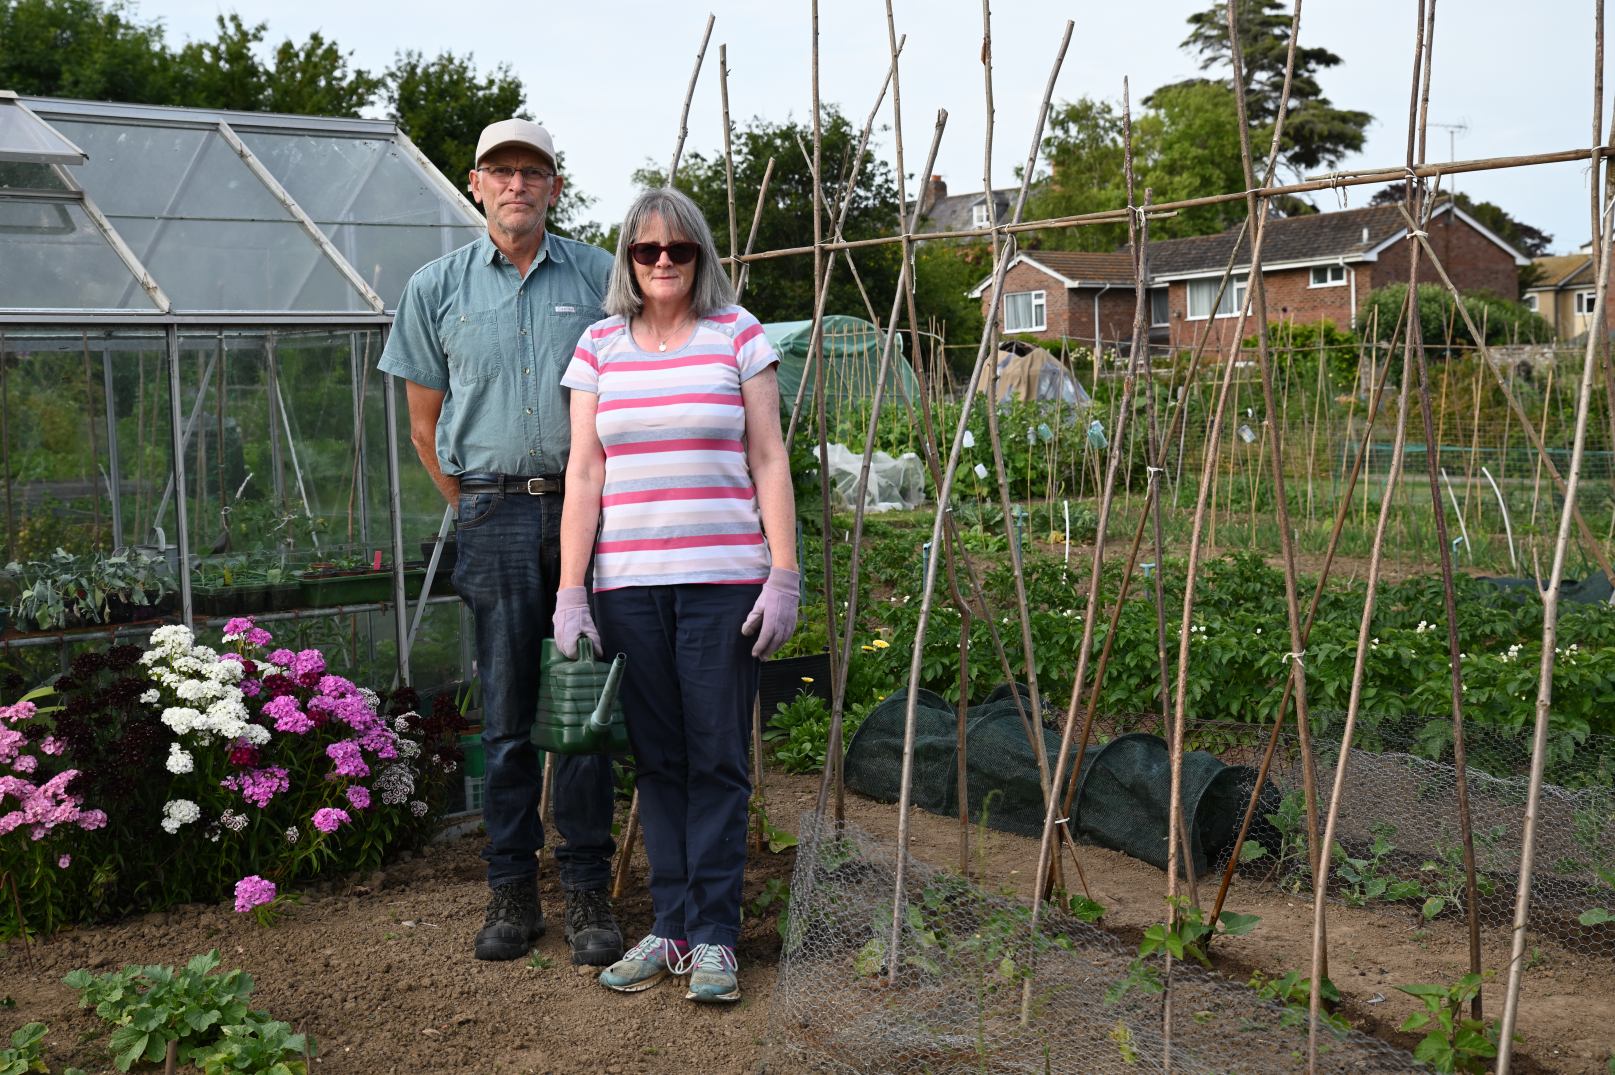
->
<box><xmin>1419</xmin><ymin>834</ymin><xmax>1499</xmax><ymax>921</ymax></box>
<box><xmin>1398</xmin><ymin>974</ymin><xmax>1514</xmax><ymax>1074</ymax></box>
<box><xmin>1249</xmin><ymin>970</ymin><xmax>1351</xmax><ymax>1034</ymax></box>
<box><xmin>4</xmin><ymin>548</ymin><xmax>169</xmax><ymax>630</ymax></box>
<box><xmin>0</xmin><ymin>1022</ymin><xmax>52</xmax><ymax>1075</ymax></box>
<box><xmin>1106</xmin><ymin>899</ymin><xmax>1259</xmax><ymax>1003</ymax></box>
<box><xmin>61</xmin><ymin>950</ymin><xmax>299</xmax><ymax>1073</ymax></box>
<box><xmin>1578</xmin><ymin>867</ymin><xmax>1615</xmax><ymax>927</ymax></box>
<box><xmin>196</xmin><ymin>1016</ymin><xmax>310</xmax><ymax>1075</ymax></box>
<box><xmin>1332</xmin><ymin>823</ymin><xmax>1421</xmax><ymax>907</ymax></box>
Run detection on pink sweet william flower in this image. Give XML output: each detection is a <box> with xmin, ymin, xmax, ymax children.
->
<box><xmin>266</xmin><ymin>648</ymin><xmax>297</xmax><ymax>667</ymax></box>
<box><xmin>0</xmin><ymin>726</ymin><xmax>24</xmax><ymax>765</ymax></box>
<box><xmin>288</xmin><ymin>649</ymin><xmax>326</xmax><ymax>684</ymax></box>
<box><xmin>240</xmin><ymin>678</ymin><xmax>262</xmax><ymax>698</ymax></box>
<box><xmin>221</xmin><ymin>766</ymin><xmax>290</xmax><ymax>809</ymax></box>
<box><xmin>311</xmin><ymin>807</ymin><xmax>349</xmax><ymax>834</ymax></box>
<box><xmin>245</xmin><ymin>627</ymin><xmax>272</xmax><ymax>647</ymax></box>
<box><xmin>0</xmin><ymin>701</ymin><xmax>37</xmax><ymax>724</ymax></box>
<box><xmin>326</xmin><ymin>741</ymin><xmax>369</xmax><ymax>779</ymax></box>
<box><xmin>78</xmin><ymin>808</ymin><xmax>107</xmax><ymax>831</ymax></box>
<box><xmin>261</xmin><ymin>695</ymin><xmax>312</xmax><ymax>735</ymax></box>
<box><xmin>233</xmin><ymin>874</ymin><xmax>277</xmax><ymax>912</ymax></box>
<box><xmin>345</xmin><ymin>785</ymin><xmax>371</xmax><ymax>810</ymax></box>
<box><xmin>57</xmin><ymin>854</ymin><xmax>71</xmax><ymax>869</ymax></box>
<box><xmin>317</xmin><ymin>675</ymin><xmax>357</xmax><ymax>698</ymax></box>
<box><xmin>221</xmin><ymin>617</ymin><xmax>255</xmax><ymax>640</ymax></box>
<box><xmin>38</xmin><ymin>735</ymin><xmax>64</xmax><ymax>757</ymax></box>
<box><xmin>12</xmin><ymin>755</ymin><xmax>36</xmax><ymax>774</ymax></box>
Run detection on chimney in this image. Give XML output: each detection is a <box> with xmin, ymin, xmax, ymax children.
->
<box><xmin>920</xmin><ymin>174</ymin><xmax>947</xmax><ymax>216</ymax></box>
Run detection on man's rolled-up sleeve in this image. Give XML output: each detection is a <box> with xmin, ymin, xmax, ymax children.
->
<box><xmin>378</xmin><ymin>271</ymin><xmax>449</xmax><ymax>390</ymax></box>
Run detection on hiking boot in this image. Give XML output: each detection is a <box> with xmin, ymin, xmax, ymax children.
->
<box><xmin>678</xmin><ymin>943</ymin><xmax>741</xmax><ymax>1004</ymax></box>
<box><xmin>599</xmin><ymin>933</ymin><xmax>687</xmax><ymax>993</ymax></box>
<box><xmin>563</xmin><ymin>888</ymin><xmax>624</xmax><ymax>966</ymax></box>
<box><xmin>473</xmin><ymin>879</ymin><xmax>544</xmax><ymax>961</ymax></box>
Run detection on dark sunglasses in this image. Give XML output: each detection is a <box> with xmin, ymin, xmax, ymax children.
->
<box><xmin>628</xmin><ymin>241</ymin><xmax>699</xmax><ymax>266</ymax></box>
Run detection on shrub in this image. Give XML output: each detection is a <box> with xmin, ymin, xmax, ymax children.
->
<box><xmin>1362</xmin><ymin>283</ymin><xmax>1554</xmax><ymax>353</ymax></box>
<box><xmin>0</xmin><ymin>619</ymin><xmax>464</xmax><ymax>938</ymax></box>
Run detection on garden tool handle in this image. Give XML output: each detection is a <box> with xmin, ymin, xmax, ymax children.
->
<box><xmin>589</xmin><ymin>654</ymin><xmax>627</xmax><ymax>731</ymax></box>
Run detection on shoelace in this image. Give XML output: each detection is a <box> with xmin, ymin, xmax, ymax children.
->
<box><xmin>623</xmin><ymin>934</ymin><xmax>685</xmax><ymax>967</ymax></box>
<box><xmin>672</xmin><ymin>942</ymin><xmax>736</xmax><ymax>977</ymax></box>
<box><xmin>567</xmin><ymin>890</ymin><xmax>614</xmax><ymax>932</ymax></box>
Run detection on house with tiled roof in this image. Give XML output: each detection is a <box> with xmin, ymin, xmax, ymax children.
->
<box><xmin>1524</xmin><ymin>253</ymin><xmax>1604</xmax><ymax>340</ymax></box>
<box><xmin>911</xmin><ymin>175</ymin><xmax>1017</xmax><ymax>235</ymax></box>
<box><xmin>969</xmin><ymin>201</ymin><xmax>1529</xmax><ymax>351</ymax></box>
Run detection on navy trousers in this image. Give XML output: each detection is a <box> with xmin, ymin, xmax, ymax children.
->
<box><xmin>452</xmin><ymin>488</ymin><xmax>616</xmax><ymax>891</ymax></box>
<box><xmin>595</xmin><ymin>583</ymin><xmax>761</xmax><ymax>948</ymax></box>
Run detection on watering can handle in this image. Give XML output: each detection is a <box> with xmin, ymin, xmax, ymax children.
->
<box><xmin>589</xmin><ymin>654</ymin><xmax>628</xmax><ymax>731</ymax></box>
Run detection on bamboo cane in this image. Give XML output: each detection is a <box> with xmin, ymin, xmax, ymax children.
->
<box><xmin>665</xmin><ymin>13</ymin><xmax>715</xmax><ymax>186</ymax></box>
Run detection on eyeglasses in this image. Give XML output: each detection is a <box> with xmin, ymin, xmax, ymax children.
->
<box><xmin>477</xmin><ymin>165</ymin><xmax>556</xmax><ymax>183</ymax></box>
<box><xmin>628</xmin><ymin>242</ymin><xmax>700</xmax><ymax>266</ymax></box>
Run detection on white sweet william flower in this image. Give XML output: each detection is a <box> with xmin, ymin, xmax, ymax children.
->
<box><xmin>161</xmin><ymin>707</ymin><xmax>203</xmax><ymax>735</ymax></box>
<box><xmin>409</xmin><ymin>801</ymin><xmax>428</xmax><ymax>817</ymax></box>
<box><xmin>239</xmin><ymin>724</ymin><xmax>271</xmax><ymax>746</ymax></box>
<box><xmin>161</xmin><ymin>799</ymin><xmax>201</xmax><ymax>834</ymax></box>
<box><xmin>166</xmin><ymin>743</ymin><xmax>194</xmax><ymax>774</ymax></box>
<box><xmin>139</xmin><ymin>689</ymin><xmax>160</xmax><ymax>705</ymax></box>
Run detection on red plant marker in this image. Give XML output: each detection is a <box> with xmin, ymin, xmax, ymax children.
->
<box><xmin>372</xmin><ymin>550</ymin><xmax>383</xmax><ymax>571</ymax></box>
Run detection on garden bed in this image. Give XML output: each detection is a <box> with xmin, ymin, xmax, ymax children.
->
<box><xmin>4</xmin><ymin>771</ymin><xmax>1608</xmax><ymax>1073</ymax></box>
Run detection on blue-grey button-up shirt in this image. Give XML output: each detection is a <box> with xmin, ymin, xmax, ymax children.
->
<box><xmin>378</xmin><ymin>230</ymin><xmax>612</xmax><ymax>477</ymax></box>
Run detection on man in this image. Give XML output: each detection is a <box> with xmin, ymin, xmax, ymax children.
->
<box><xmin>379</xmin><ymin>118</ymin><xmax>622</xmax><ymax>966</ymax></box>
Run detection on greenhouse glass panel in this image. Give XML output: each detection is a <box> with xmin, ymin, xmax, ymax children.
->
<box><xmin>0</xmin><ymin>99</ymin><xmax>85</xmax><ymax>165</ymax></box>
<box><xmin>48</xmin><ymin>120</ymin><xmax>368</xmax><ymax>312</ymax></box>
<box><xmin>0</xmin><ymin>161</ymin><xmax>69</xmax><ymax>192</ymax></box>
<box><xmin>0</xmin><ymin>200</ymin><xmax>157</xmax><ymax>310</ymax></box>
<box><xmin>240</xmin><ymin>132</ymin><xmax>480</xmax><ymax>307</ymax></box>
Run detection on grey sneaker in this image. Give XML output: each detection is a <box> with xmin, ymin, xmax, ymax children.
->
<box><xmin>473</xmin><ymin>879</ymin><xmax>544</xmax><ymax>961</ymax></box>
<box><xmin>563</xmin><ymin>888</ymin><xmax>624</xmax><ymax>966</ymax></box>
<box><xmin>678</xmin><ymin>943</ymin><xmax>740</xmax><ymax>1004</ymax></box>
<box><xmin>598</xmin><ymin>933</ymin><xmax>687</xmax><ymax>993</ymax></box>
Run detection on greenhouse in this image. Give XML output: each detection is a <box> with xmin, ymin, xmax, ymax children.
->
<box><xmin>0</xmin><ymin>91</ymin><xmax>484</xmax><ymax>691</ymax></box>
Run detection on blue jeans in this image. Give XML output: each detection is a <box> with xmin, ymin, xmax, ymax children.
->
<box><xmin>452</xmin><ymin>486</ymin><xmax>616</xmax><ymax>891</ymax></box>
<box><xmin>595</xmin><ymin>583</ymin><xmax>761</xmax><ymax>947</ymax></box>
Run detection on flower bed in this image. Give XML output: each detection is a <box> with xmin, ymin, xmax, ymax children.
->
<box><xmin>0</xmin><ymin>618</ymin><xmax>468</xmax><ymax>938</ymax></box>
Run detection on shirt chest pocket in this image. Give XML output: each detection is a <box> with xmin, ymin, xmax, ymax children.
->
<box><xmin>442</xmin><ymin>308</ymin><xmax>504</xmax><ymax>388</ymax></box>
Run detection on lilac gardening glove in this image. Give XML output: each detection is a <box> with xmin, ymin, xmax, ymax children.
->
<box><xmin>552</xmin><ymin>586</ymin><xmax>602</xmax><ymax>659</ymax></box>
<box><xmin>741</xmin><ymin>567</ymin><xmax>800</xmax><ymax>659</ymax></box>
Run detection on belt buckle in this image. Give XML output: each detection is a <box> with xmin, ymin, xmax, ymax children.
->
<box><xmin>524</xmin><ymin>476</ymin><xmax>549</xmax><ymax>495</ymax></box>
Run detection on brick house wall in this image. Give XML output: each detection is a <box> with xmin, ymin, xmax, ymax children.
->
<box><xmin>1368</xmin><ymin>212</ymin><xmax>1518</xmax><ymax>299</ymax></box>
<box><xmin>991</xmin><ymin>261</ymin><xmax>1135</xmax><ymax>344</ymax></box>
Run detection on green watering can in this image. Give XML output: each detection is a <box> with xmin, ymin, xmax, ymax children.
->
<box><xmin>531</xmin><ymin>637</ymin><xmax>630</xmax><ymax>755</ymax></box>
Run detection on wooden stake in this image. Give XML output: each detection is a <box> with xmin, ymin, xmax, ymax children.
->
<box><xmin>666</xmin><ymin>14</ymin><xmax>715</xmax><ymax>186</ymax></box>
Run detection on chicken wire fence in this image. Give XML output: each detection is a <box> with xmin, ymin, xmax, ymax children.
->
<box><xmin>770</xmin><ymin>813</ymin><xmax>1424</xmax><ymax>1075</ymax></box>
<box><xmin>1213</xmin><ymin>715</ymin><xmax>1615</xmax><ymax>960</ymax></box>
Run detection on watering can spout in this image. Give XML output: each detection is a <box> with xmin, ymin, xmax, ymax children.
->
<box><xmin>589</xmin><ymin>653</ymin><xmax>627</xmax><ymax>732</ymax></box>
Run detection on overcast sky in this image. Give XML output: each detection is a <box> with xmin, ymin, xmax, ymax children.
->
<box><xmin>143</xmin><ymin>0</ymin><xmax>1610</xmax><ymax>256</ymax></box>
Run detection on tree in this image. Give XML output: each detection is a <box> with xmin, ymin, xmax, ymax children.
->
<box><xmin>1161</xmin><ymin>0</ymin><xmax>1372</xmax><ymax>178</ymax></box>
<box><xmin>1026</xmin><ymin>83</ymin><xmax>1251</xmax><ymax>250</ymax></box>
<box><xmin>0</xmin><ymin>0</ymin><xmax>176</xmax><ymax>104</ymax></box>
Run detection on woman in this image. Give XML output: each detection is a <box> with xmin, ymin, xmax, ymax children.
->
<box><xmin>554</xmin><ymin>187</ymin><xmax>798</xmax><ymax>1004</ymax></box>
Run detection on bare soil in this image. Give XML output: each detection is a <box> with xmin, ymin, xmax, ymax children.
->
<box><xmin>4</xmin><ymin>770</ymin><xmax>1610</xmax><ymax>1074</ymax></box>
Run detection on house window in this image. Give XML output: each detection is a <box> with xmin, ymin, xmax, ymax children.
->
<box><xmin>971</xmin><ymin>203</ymin><xmax>992</xmax><ymax>229</ymax></box>
<box><xmin>1003</xmin><ymin>290</ymin><xmax>1046</xmax><ymax>333</ymax></box>
<box><xmin>1524</xmin><ymin>293</ymin><xmax>1539</xmax><ymax>312</ymax></box>
<box><xmin>1150</xmin><ymin>287</ymin><xmax>1170</xmax><ymax>327</ymax></box>
<box><xmin>1185</xmin><ymin>275</ymin><xmax>1248</xmax><ymax>320</ymax></box>
<box><xmin>1309</xmin><ymin>264</ymin><xmax>1346</xmax><ymax>288</ymax></box>
<box><xmin>1576</xmin><ymin>290</ymin><xmax>1597</xmax><ymax>315</ymax></box>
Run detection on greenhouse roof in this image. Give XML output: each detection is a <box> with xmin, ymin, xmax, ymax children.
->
<box><xmin>0</xmin><ymin>94</ymin><xmax>485</xmax><ymax>321</ymax></box>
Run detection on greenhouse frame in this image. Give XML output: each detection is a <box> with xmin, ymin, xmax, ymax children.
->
<box><xmin>0</xmin><ymin>91</ymin><xmax>487</xmax><ymax>690</ymax></box>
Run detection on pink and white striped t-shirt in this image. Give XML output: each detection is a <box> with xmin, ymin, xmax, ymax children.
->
<box><xmin>561</xmin><ymin>304</ymin><xmax>780</xmax><ymax>591</ymax></box>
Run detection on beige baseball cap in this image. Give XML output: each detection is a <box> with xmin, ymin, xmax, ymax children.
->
<box><xmin>474</xmin><ymin>119</ymin><xmax>556</xmax><ymax>168</ymax></box>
